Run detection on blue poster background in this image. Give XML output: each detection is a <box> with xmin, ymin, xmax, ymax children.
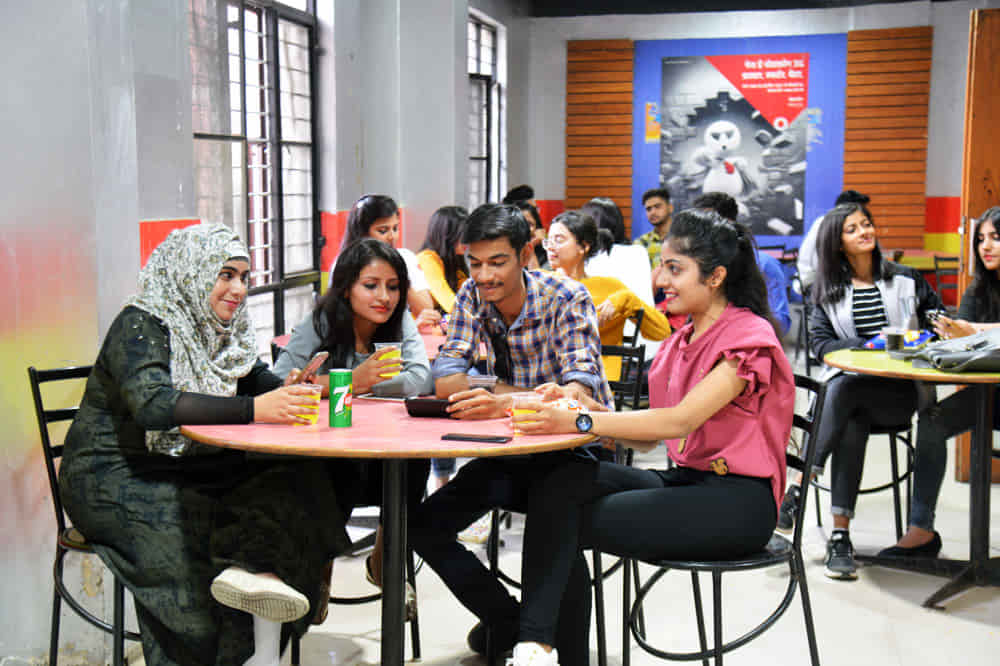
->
<box><xmin>631</xmin><ymin>33</ymin><xmax>846</xmax><ymax>249</ymax></box>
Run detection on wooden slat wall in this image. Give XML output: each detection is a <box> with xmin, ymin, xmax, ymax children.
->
<box><xmin>844</xmin><ymin>26</ymin><xmax>933</xmax><ymax>249</ymax></box>
<box><xmin>566</xmin><ymin>39</ymin><xmax>635</xmax><ymax>235</ymax></box>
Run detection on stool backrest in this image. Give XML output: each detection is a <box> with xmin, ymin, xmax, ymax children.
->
<box><xmin>622</xmin><ymin>309</ymin><xmax>645</xmax><ymax>347</ymax></box>
<box><xmin>602</xmin><ymin>344</ymin><xmax>645</xmax><ymax>411</ymax></box>
<box><xmin>27</xmin><ymin>365</ymin><xmax>93</xmax><ymax>532</ymax></box>
<box><xmin>790</xmin><ymin>373</ymin><xmax>827</xmax><ymax>549</ymax></box>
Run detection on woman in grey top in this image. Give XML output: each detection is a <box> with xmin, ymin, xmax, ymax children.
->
<box><xmin>273</xmin><ymin>238</ymin><xmax>432</xmax><ymax>602</ymax></box>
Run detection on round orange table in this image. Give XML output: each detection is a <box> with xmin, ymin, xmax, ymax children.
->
<box><xmin>181</xmin><ymin>397</ymin><xmax>595</xmax><ymax>664</ymax></box>
<box><xmin>824</xmin><ymin>349</ymin><xmax>1000</xmax><ymax>608</ymax></box>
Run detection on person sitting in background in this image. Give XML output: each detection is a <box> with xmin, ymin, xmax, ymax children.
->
<box><xmin>797</xmin><ymin>190</ymin><xmax>871</xmax><ymax>293</ymax></box>
<box><xmin>275</xmin><ymin>238</ymin><xmax>432</xmax><ymax>611</ymax></box>
<box><xmin>331</xmin><ymin>193</ymin><xmax>439</xmax><ymax>331</ymax></box>
<box><xmin>502</xmin><ymin>183</ymin><xmax>536</xmax><ymax>206</ymax></box>
<box><xmin>692</xmin><ymin>192</ymin><xmax>792</xmax><ymax>335</ymax></box>
<box><xmin>513</xmin><ymin>199</ymin><xmax>549</xmax><ymax>270</ymax></box>
<box><xmin>545</xmin><ymin>210</ymin><xmax>671</xmax><ymax>380</ymax></box>
<box><xmin>408</xmin><ymin>203</ymin><xmax>612</xmax><ymax>664</ymax></box>
<box><xmin>779</xmin><ymin>202</ymin><xmax>941</xmax><ymax>580</ymax></box>
<box><xmin>417</xmin><ymin>205</ymin><xmax>469</xmax><ymax>315</ymax></box>
<box><xmin>59</xmin><ymin>224</ymin><xmax>350</xmax><ymax>664</ymax></box>
<box><xmin>505</xmin><ymin>209</ymin><xmax>792</xmax><ymax>666</ymax></box>
<box><xmin>582</xmin><ymin>197</ymin><xmax>656</xmax><ymax>311</ymax></box>
<box><xmin>879</xmin><ymin>206</ymin><xmax>1000</xmax><ymax>559</ymax></box>
<box><xmin>634</xmin><ymin>187</ymin><xmax>673</xmax><ymax>270</ymax></box>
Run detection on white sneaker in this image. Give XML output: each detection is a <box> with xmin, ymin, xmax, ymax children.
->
<box><xmin>506</xmin><ymin>642</ymin><xmax>559</xmax><ymax>666</ymax></box>
<box><xmin>210</xmin><ymin>566</ymin><xmax>309</xmax><ymax>622</ymax></box>
<box><xmin>458</xmin><ymin>513</ymin><xmax>493</xmax><ymax>544</ymax></box>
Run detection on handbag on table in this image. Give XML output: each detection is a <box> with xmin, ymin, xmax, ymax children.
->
<box><xmin>911</xmin><ymin>328</ymin><xmax>1000</xmax><ymax>372</ymax></box>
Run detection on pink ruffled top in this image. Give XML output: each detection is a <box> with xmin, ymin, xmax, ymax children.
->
<box><xmin>648</xmin><ymin>304</ymin><xmax>794</xmax><ymax>514</ymax></box>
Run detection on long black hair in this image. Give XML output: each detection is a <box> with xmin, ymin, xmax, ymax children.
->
<box><xmin>813</xmin><ymin>202</ymin><xmax>892</xmax><ymax>307</ymax></box>
<box><xmin>550</xmin><ymin>210</ymin><xmax>614</xmax><ymax>259</ymax></box>
<box><xmin>580</xmin><ymin>197</ymin><xmax>627</xmax><ymax>244</ymax></box>
<box><xmin>340</xmin><ymin>194</ymin><xmax>399</xmax><ymax>251</ymax></box>
<box><xmin>313</xmin><ymin>239</ymin><xmax>410</xmax><ymax>366</ymax></box>
<box><xmin>970</xmin><ymin>206</ymin><xmax>1000</xmax><ymax>321</ymax></box>
<box><xmin>512</xmin><ymin>200</ymin><xmax>547</xmax><ymax>267</ymax></box>
<box><xmin>419</xmin><ymin>205</ymin><xmax>469</xmax><ymax>291</ymax></box>
<box><xmin>666</xmin><ymin>208</ymin><xmax>779</xmax><ymax>335</ymax></box>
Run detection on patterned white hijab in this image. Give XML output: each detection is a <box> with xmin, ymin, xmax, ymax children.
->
<box><xmin>127</xmin><ymin>223</ymin><xmax>258</xmax><ymax>455</ymax></box>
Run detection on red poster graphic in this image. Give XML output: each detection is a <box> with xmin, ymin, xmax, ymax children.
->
<box><xmin>704</xmin><ymin>53</ymin><xmax>809</xmax><ymax>130</ymax></box>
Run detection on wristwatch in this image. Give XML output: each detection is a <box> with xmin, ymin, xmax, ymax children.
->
<box><xmin>575</xmin><ymin>410</ymin><xmax>593</xmax><ymax>434</ymax></box>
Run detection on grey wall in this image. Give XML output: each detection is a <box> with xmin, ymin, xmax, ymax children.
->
<box><xmin>2</xmin><ymin>0</ymin><xmax>194</xmax><ymax>660</ymax></box>
<box><xmin>320</xmin><ymin>0</ymin><xmax>530</xmax><ymax>249</ymax></box>
<box><xmin>524</xmin><ymin>0</ymin><xmax>999</xmax><ymax>202</ymax></box>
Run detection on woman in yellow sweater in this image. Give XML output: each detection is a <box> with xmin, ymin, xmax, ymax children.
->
<box><xmin>417</xmin><ymin>206</ymin><xmax>469</xmax><ymax>314</ymax></box>
<box><xmin>544</xmin><ymin>210</ymin><xmax>671</xmax><ymax>380</ymax></box>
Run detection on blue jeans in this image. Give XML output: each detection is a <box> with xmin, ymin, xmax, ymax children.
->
<box><xmin>910</xmin><ymin>388</ymin><xmax>1000</xmax><ymax>530</ymax></box>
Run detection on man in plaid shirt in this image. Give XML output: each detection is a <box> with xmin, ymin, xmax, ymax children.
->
<box><xmin>633</xmin><ymin>187</ymin><xmax>673</xmax><ymax>270</ymax></box>
<box><xmin>409</xmin><ymin>203</ymin><xmax>611</xmax><ymax>663</ymax></box>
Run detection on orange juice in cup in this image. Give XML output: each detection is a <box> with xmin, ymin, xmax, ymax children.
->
<box><xmin>509</xmin><ymin>393</ymin><xmax>540</xmax><ymax>436</ymax></box>
<box><xmin>373</xmin><ymin>342</ymin><xmax>402</xmax><ymax>378</ymax></box>
<box><xmin>294</xmin><ymin>384</ymin><xmax>322</xmax><ymax>426</ymax></box>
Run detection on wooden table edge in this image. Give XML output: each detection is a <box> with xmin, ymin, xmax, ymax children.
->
<box><xmin>179</xmin><ymin>425</ymin><xmax>597</xmax><ymax>459</ymax></box>
<box><xmin>823</xmin><ymin>349</ymin><xmax>1000</xmax><ymax>384</ymax></box>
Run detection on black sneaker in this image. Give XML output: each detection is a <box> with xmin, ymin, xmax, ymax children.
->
<box><xmin>467</xmin><ymin>619</ymin><xmax>519</xmax><ymax>657</ymax></box>
<box><xmin>776</xmin><ymin>485</ymin><xmax>801</xmax><ymax>533</ymax></box>
<box><xmin>824</xmin><ymin>531</ymin><xmax>858</xmax><ymax>580</ymax></box>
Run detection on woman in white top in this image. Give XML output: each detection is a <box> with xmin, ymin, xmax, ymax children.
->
<box><xmin>330</xmin><ymin>194</ymin><xmax>439</xmax><ymax>330</ymax></box>
<box><xmin>582</xmin><ymin>197</ymin><xmax>661</xmax><ymax>359</ymax></box>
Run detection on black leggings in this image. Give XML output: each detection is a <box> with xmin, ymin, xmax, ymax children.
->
<box><xmin>811</xmin><ymin>373</ymin><xmax>917</xmax><ymax>518</ymax></box>
<box><xmin>519</xmin><ymin>458</ymin><xmax>776</xmax><ymax>659</ymax></box>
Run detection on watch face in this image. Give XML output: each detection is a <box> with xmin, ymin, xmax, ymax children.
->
<box><xmin>576</xmin><ymin>413</ymin><xmax>593</xmax><ymax>433</ymax></box>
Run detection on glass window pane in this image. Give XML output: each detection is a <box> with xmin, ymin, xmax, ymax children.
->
<box><xmin>248</xmin><ymin>291</ymin><xmax>275</xmax><ymax>359</ymax></box>
<box><xmin>190</xmin><ymin>0</ymin><xmax>234</xmax><ymax>134</ymax></box>
<box><xmin>282</xmin><ymin>145</ymin><xmax>313</xmax><ymax>274</ymax></box>
<box><xmin>468</xmin><ymin>159</ymin><xmax>485</xmax><ymax>210</ymax></box>
<box><xmin>194</xmin><ymin>138</ymin><xmax>244</xmax><ymax>233</ymax></box>
<box><xmin>283</xmin><ymin>285</ymin><xmax>316</xmax><ymax>332</ymax></box>
<box><xmin>468</xmin><ymin>78</ymin><xmax>487</xmax><ymax>156</ymax></box>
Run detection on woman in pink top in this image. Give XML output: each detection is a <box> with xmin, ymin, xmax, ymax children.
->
<box><xmin>503</xmin><ymin>208</ymin><xmax>794</xmax><ymax>666</ymax></box>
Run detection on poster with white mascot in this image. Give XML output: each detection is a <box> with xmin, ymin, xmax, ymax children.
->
<box><xmin>656</xmin><ymin>53</ymin><xmax>815</xmax><ymax>237</ymax></box>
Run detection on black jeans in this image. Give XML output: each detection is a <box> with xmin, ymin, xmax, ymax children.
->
<box><xmin>330</xmin><ymin>458</ymin><xmax>430</xmax><ymax>521</ymax></box>
<box><xmin>812</xmin><ymin>372</ymin><xmax>917</xmax><ymax>518</ymax></box>
<box><xmin>519</xmin><ymin>458</ymin><xmax>776</xmax><ymax>662</ymax></box>
<box><xmin>408</xmin><ymin>451</ymin><xmax>592</xmax><ymax>663</ymax></box>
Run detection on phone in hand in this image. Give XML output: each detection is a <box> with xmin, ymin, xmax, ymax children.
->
<box><xmin>295</xmin><ymin>351</ymin><xmax>329</xmax><ymax>383</ymax></box>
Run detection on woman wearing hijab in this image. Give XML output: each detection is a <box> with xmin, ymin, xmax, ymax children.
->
<box><xmin>58</xmin><ymin>224</ymin><xmax>351</xmax><ymax>665</ymax></box>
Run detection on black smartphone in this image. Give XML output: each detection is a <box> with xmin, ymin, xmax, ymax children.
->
<box><xmin>404</xmin><ymin>396</ymin><xmax>452</xmax><ymax>418</ymax></box>
<box><xmin>295</xmin><ymin>351</ymin><xmax>329</xmax><ymax>382</ymax></box>
<box><xmin>441</xmin><ymin>433</ymin><xmax>512</xmax><ymax>443</ymax></box>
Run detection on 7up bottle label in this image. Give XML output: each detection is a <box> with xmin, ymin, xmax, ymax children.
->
<box><xmin>329</xmin><ymin>369</ymin><xmax>353</xmax><ymax>427</ymax></box>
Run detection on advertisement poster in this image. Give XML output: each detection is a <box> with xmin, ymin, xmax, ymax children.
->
<box><xmin>633</xmin><ymin>35</ymin><xmax>846</xmax><ymax>246</ymax></box>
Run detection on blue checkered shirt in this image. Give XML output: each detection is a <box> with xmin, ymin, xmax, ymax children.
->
<box><xmin>433</xmin><ymin>269</ymin><xmax>613</xmax><ymax>408</ymax></box>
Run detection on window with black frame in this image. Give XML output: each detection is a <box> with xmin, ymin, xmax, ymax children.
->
<box><xmin>189</xmin><ymin>0</ymin><xmax>319</xmax><ymax>356</ymax></box>
<box><xmin>467</xmin><ymin>14</ymin><xmax>504</xmax><ymax>209</ymax></box>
